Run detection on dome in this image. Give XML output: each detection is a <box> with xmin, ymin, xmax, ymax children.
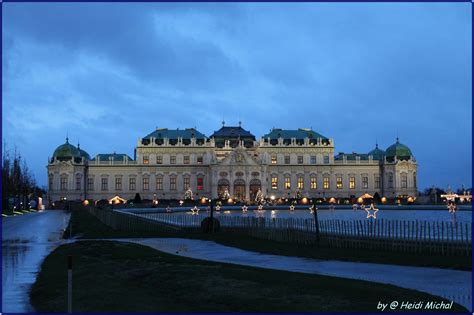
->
<box><xmin>385</xmin><ymin>138</ymin><xmax>413</xmax><ymax>160</ymax></box>
<box><xmin>52</xmin><ymin>138</ymin><xmax>81</xmax><ymax>161</ymax></box>
<box><xmin>77</xmin><ymin>144</ymin><xmax>91</xmax><ymax>160</ymax></box>
<box><xmin>368</xmin><ymin>144</ymin><xmax>385</xmax><ymax>160</ymax></box>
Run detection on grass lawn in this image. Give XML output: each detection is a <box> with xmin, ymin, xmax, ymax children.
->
<box><xmin>65</xmin><ymin>209</ymin><xmax>471</xmax><ymax>270</ymax></box>
<box><xmin>30</xmin><ymin>241</ymin><xmax>468</xmax><ymax>312</ymax></box>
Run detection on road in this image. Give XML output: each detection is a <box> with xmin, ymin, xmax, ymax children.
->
<box><xmin>2</xmin><ymin>210</ymin><xmax>70</xmax><ymax>313</ymax></box>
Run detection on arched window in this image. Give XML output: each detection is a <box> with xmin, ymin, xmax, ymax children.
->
<box><xmin>60</xmin><ymin>174</ymin><xmax>68</xmax><ymax>191</ymax></box>
<box><xmin>413</xmin><ymin>172</ymin><xmax>417</xmax><ymax>188</ymax></box>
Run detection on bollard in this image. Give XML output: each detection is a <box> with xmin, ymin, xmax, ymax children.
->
<box><xmin>67</xmin><ymin>255</ymin><xmax>73</xmax><ymax>313</ymax></box>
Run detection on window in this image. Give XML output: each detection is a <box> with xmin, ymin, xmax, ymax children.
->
<box><xmin>297</xmin><ymin>176</ymin><xmax>304</xmax><ymax>189</ymax></box>
<box><xmin>156</xmin><ymin>156</ymin><xmax>162</xmax><ymax>164</ymax></box>
<box><xmin>76</xmin><ymin>175</ymin><xmax>81</xmax><ymax>191</ymax></box>
<box><xmin>323</xmin><ymin>176</ymin><xmax>329</xmax><ymax>189</ymax></box>
<box><xmin>49</xmin><ymin>175</ymin><xmax>54</xmax><ymax>190</ymax></box>
<box><xmin>115</xmin><ymin>177</ymin><xmax>122</xmax><ymax>190</ymax></box>
<box><xmin>271</xmin><ymin>155</ymin><xmax>277</xmax><ymax>164</ymax></box>
<box><xmin>413</xmin><ymin>172</ymin><xmax>417</xmax><ymax>188</ymax></box>
<box><xmin>310</xmin><ymin>156</ymin><xmax>317</xmax><ymax>164</ymax></box>
<box><xmin>374</xmin><ymin>176</ymin><xmax>380</xmax><ymax>189</ymax></box>
<box><xmin>284</xmin><ymin>176</ymin><xmax>291</xmax><ymax>189</ymax></box>
<box><xmin>184</xmin><ymin>177</ymin><xmax>190</xmax><ymax>190</ymax></box>
<box><xmin>401</xmin><ymin>173</ymin><xmax>407</xmax><ymax>188</ymax></box>
<box><xmin>184</xmin><ymin>156</ymin><xmax>190</xmax><ymax>164</ymax></box>
<box><xmin>362</xmin><ymin>176</ymin><xmax>368</xmax><ymax>189</ymax></box>
<box><xmin>129</xmin><ymin>177</ymin><xmax>136</xmax><ymax>190</ymax></box>
<box><xmin>170</xmin><ymin>177</ymin><xmax>177</xmax><ymax>190</ymax></box>
<box><xmin>197</xmin><ymin>156</ymin><xmax>203</xmax><ymax>164</ymax></box>
<box><xmin>101</xmin><ymin>178</ymin><xmax>108</xmax><ymax>191</ymax></box>
<box><xmin>156</xmin><ymin>177</ymin><xmax>163</xmax><ymax>190</ymax></box>
<box><xmin>271</xmin><ymin>176</ymin><xmax>278</xmax><ymax>190</ymax></box>
<box><xmin>323</xmin><ymin>155</ymin><xmax>330</xmax><ymax>164</ymax></box>
<box><xmin>143</xmin><ymin>177</ymin><xmax>149</xmax><ymax>191</ymax></box>
<box><xmin>336</xmin><ymin>176</ymin><xmax>343</xmax><ymax>189</ymax></box>
<box><xmin>297</xmin><ymin>156</ymin><xmax>303</xmax><ymax>164</ymax></box>
<box><xmin>87</xmin><ymin>177</ymin><xmax>94</xmax><ymax>191</ymax></box>
<box><xmin>143</xmin><ymin>155</ymin><xmax>149</xmax><ymax>165</ymax></box>
<box><xmin>170</xmin><ymin>156</ymin><xmax>176</xmax><ymax>164</ymax></box>
<box><xmin>284</xmin><ymin>155</ymin><xmax>290</xmax><ymax>164</ymax></box>
<box><xmin>388</xmin><ymin>173</ymin><xmax>393</xmax><ymax>188</ymax></box>
<box><xmin>349</xmin><ymin>176</ymin><xmax>356</xmax><ymax>189</ymax></box>
<box><xmin>60</xmin><ymin>175</ymin><xmax>68</xmax><ymax>191</ymax></box>
<box><xmin>310</xmin><ymin>176</ymin><xmax>317</xmax><ymax>189</ymax></box>
<box><xmin>197</xmin><ymin>177</ymin><xmax>204</xmax><ymax>190</ymax></box>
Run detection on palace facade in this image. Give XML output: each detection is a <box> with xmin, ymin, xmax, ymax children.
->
<box><xmin>47</xmin><ymin>123</ymin><xmax>418</xmax><ymax>203</ymax></box>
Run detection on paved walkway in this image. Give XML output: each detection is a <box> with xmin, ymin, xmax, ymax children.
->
<box><xmin>2</xmin><ymin>210</ymin><xmax>70</xmax><ymax>313</ymax></box>
<box><xmin>101</xmin><ymin>237</ymin><xmax>471</xmax><ymax>311</ymax></box>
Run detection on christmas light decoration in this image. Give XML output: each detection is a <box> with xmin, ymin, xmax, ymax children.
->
<box><xmin>190</xmin><ymin>206</ymin><xmax>199</xmax><ymax>215</ymax></box>
<box><xmin>271</xmin><ymin>210</ymin><xmax>276</xmax><ymax>219</ymax></box>
<box><xmin>309</xmin><ymin>205</ymin><xmax>317</xmax><ymax>214</ymax></box>
<box><xmin>364</xmin><ymin>203</ymin><xmax>379</xmax><ymax>219</ymax></box>
<box><xmin>353</xmin><ymin>204</ymin><xmax>358</xmax><ymax>211</ymax></box>
<box><xmin>447</xmin><ymin>202</ymin><xmax>457</xmax><ymax>213</ymax></box>
<box><xmin>242</xmin><ymin>205</ymin><xmax>248</xmax><ymax>212</ymax></box>
<box><xmin>289</xmin><ymin>204</ymin><xmax>295</xmax><ymax>211</ymax></box>
<box><xmin>166</xmin><ymin>206</ymin><xmax>172</xmax><ymax>213</ymax></box>
<box><xmin>184</xmin><ymin>188</ymin><xmax>193</xmax><ymax>201</ymax></box>
<box><xmin>216</xmin><ymin>205</ymin><xmax>221</xmax><ymax>211</ymax></box>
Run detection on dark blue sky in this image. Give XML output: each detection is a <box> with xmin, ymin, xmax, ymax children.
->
<box><xmin>2</xmin><ymin>3</ymin><xmax>471</xmax><ymax>190</ymax></box>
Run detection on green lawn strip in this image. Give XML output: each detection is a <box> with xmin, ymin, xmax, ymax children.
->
<box><xmin>30</xmin><ymin>241</ymin><xmax>467</xmax><ymax>312</ymax></box>
<box><xmin>65</xmin><ymin>209</ymin><xmax>471</xmax><ymax>270</ymax></box>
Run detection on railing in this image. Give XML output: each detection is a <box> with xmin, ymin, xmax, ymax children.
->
<box><xmin>87</xmin><ymin>208</ymin><xmax>472</xmax><ymax>256</ymax></box>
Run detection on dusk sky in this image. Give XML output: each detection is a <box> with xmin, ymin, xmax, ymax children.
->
<box><xmin>2</xmin><ymin>3</ymin><xmax>471</xmax><ymax>190</ymax></box>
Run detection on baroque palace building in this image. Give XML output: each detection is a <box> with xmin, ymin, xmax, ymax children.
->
<box><xmin>47</xmin><ymin>123</ymin><xmax>418</xmax><ymax>203</ymax></box>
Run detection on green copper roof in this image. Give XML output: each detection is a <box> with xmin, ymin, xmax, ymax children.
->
<box><xmin>385</xmin><ymin>138</ymin><xmax>413</xmax><ymax>160</ymax></box>
<box><xmin>143</xmin><ymin>128</ymin><xmax>207</xmax><ymax>140</ymax></box>
<box><xmin>92</xmin><ymin>153</ymin><xmax>133</xmax><ymax>162</ymax></box>
<box><xmin>368</xmin><ymin>144</ymin><xmax>385</xmax><ymax>160</ymax></box>
<box><xmin>262</xmin><ymin>128</ymin><xmax>328</xmax><ymax>140</ymax></box>
<box><xmin>53</xmin><ymin>138</ymin><xmax>81</xmax><ymax>160</ymax></box>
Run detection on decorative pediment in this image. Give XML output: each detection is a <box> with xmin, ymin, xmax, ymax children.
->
<box><xmin>218</xmin><ymin>149</ymin><xmax>260</xmax><ymax>166</ymax></box>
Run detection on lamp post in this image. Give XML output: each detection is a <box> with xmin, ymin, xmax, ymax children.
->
<box><xmin>311</xmin><ymin>198</ymin><xmax>320</xmax><ymax>245</ymax></box>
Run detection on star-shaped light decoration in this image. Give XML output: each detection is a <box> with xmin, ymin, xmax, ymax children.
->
<box><xmin>242</xmin><ymin>205</ymin><xmax>248</xmax><ymax>213</ymax></box>
<box><xmin>271</xmin><ymin>210</ymin><xmax>276</xmax><ymax>219</ymax></box>
<box><xmin>364</xmin><ymin>203</ymin><xmax>379</xmax><ymax>219</ymax></box>
<box><xmin>289</xmin><ymin>204</ymin><xmax>295</xmax><ymax>211</ymax></box>
<box><xmin>190</xmin><ymin>206</ymin><xmax>199</xmax><ymax>215</ymax></box>
<box><xmin>353</xmin><ymin>204</ymin><xmax>358</xmax><ymax>211</ymax></box>
<box><xmin>215</xmin><ymin>205</ymin><xmax>221</xmax><ymax>211</ymax></box>
<box><xmin>166</xmin><ymin>206</ymin><xmax>172</xmax><ymax>213</ymax></box>
<box><xmin>309</xmin><ymin>205</ymin><xmax>317</xmax><ymax>214</ymax></box>
<box><xmin>447</xmin><ymin>203</ymin><xmax>457</xmax><ymax>213</ymax></box>
<box><xmin>257</xmin><ymin>204</ymin><xmax>264</xmax><ymax>211</ymax></box>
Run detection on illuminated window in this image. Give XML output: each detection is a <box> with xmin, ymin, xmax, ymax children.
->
<box><xmin>170</xmin><ymin>156</ymin><xmax>176</xmax><ymax>164</ymax></box>
<box><xmin>336</xmin><ymin>176</ymin><xmax>343</xmax><ymax>189</ymax></box>
<box><xmin>310</xmin><ymin>156</ymin><xmax>317</xmax><ymax>164</ymax></box>
<box><xmin>271</xmin><ymin>155</ymin><xmax>277</xmax><ymax>164</ymax></box>
<box><xmin>156</xmin><ymin>177</ymin><xmax>163</xmax><ymax>190</ymax></box>
<box><xmin>271</xmin><ymin>176</ymin><xmax>278</xmax><ymax>190</ymax></box>
<box><xmin>170</xmin><ymin>177</ymin><xmax>177</xmax><ymax>190</ymax></box>
<box><xmin>310</xmin><ymin>176</ymin><xmax>317</xmax><ymax>189</ymax></box>
<box><xmin>323</xmin><ymin>176</ymin><xmax>329</xmax><ymax>189</ymax></box>
<box><xmin>349</xmin><ymin>177</ymin><xmax>355</xmax><ymax>189</ymax></box>
<box><xmin>143</xmin><ymin>177</ymin><xmax>149</xmax><ymax>191</ymax></box>
<box><xmin>197</xmin><ymin>156</ymin><xmax>203</xmax><ymax>164</ymax></box>
<box><xmin>76</xmin><ymin>175</ymin><xmax>81</xmax><ymax>191</ymax></box>
<box><xmin>60</xmin><ymin>175</ymin><xmax>68</xmax><ymax>191</ymax></box>
<box><xmin>184</xmin><ymin>177</ymin><xmax>190</xmax><ymax>190</ymax></box>
<box><xmin>197</xmin><ymin>177</ymin><xmax>204</xmax><ymax>190</ymax></box>
<box><xmin>143</xmin><ymin>155</ymin><xmax>149</xmax><ymax>165</ymax></box>
<box><xmin>284</xmin><ymin>176</ymin><xmax>291</xmax><ymax>189</ymax></box>
<box><xmin>101</xmin><ymin>178</ymin><xmax>108</xmax><ymax>191</ymax></box>
<box><xmin>323</xmin><ymin>155</ymin><xmax>330</xmax><ymax>164</ymax></box>
<box><xmin>87</xmin><ymin>177</ymin><xmax>94</xmax><ymax>191</ymax></box>
<box><xmin>156</xmin><ymin>156</ymin><xmax>162</xmax><ymax>164</ymax></box>
<box><xmin>401</xmin><ymin>174</ymin><xmax>407</xmax><ymax>188</ymax></box>
<box><xmin>297</xmin><ymin>156</ymin><xmax>303</xmax><ymax>164</ymax></box>
<box><xmin>374</xmin><ymin>176</ymin><xmax>380</xmax><ymax>189</ymax></box>
<box><xmin>362</xmin><ymin>176</ymin><xmax>368</xmax><ymax>189</ymax></box>
<box><xmin>184</xmin><ymin>156</ymin><xmax>190</xmax><ymax>164</ymax></box>
<box><xmin>115</xmin><ymin>177</ymin><xmax>122</xmax><ymax>190</ymax></box>
<box><xmin>297</xmin><ymin>176</ymin><xmax>304</xmax><ymax>189</ymax></box>
<box><xmin>284</xmin><ymin>155</ymin><xmax>290</xmax><ymax>164</ymax></box>
<box><xmin>129</xmin><ymin>177</ymin><xmax>136</xmax><ymax>190</ymax></box>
